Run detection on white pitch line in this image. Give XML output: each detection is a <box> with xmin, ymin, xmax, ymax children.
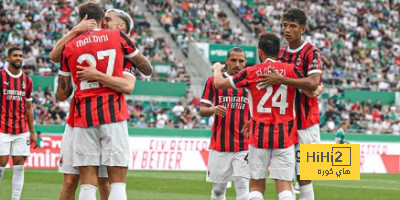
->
<box><xmin>316</xmin><ymin>183</ymin><xmax>400</xmax><ymax>191</ymax></box>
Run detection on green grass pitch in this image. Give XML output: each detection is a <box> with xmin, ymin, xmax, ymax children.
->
<box><xmin>0</xmin><ymin>169</ymin><xmax>399</xmax><ymax>200</ymax></box>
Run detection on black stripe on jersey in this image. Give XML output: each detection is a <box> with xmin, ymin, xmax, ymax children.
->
<box><xmin>0</xmin><ymin>72</ymin><xmax>2</xmax><ymax>128</ymax></box>
<box><xmin>288</xmin><ymin>120</ymin><xmax>294</xmax><ymax>136</ymax></box>
<box><xmin>4</xmin><ymin>74</ymin><xmax>10</xmax><ymax>133</ymax></box>
<box><xmin>213</xmin><ymin>89</ymin><xmax>220</xmax><ymax>142</ymax></box>
<box><xmin>18</xmin><ymin>75</ymin><xmax>23</xmax><ymax>134</ymax></box>
<box><xmin>97</xmin><ymin>96</ymin><xmax>105</xmax><ymax>124</ymax></box>
<box><xmin>85</xmin><ymin>97</ymin><xmax>93</xmax><ymax>127</ymax></box>
<box><xmin>293</xmin><ymin>67</ymin><xmax>303</xmax><ymax>78</ymax></box>
<box><xmin>117</xmin><ymin>93</ymin><xmax>122</xmax><ymax>111</ymax></box>
<box><xmin>294</xmin><ymin>51</ymin><xmax>301</xmax><ymax>66</ymax></box>
<box><xmin>302</xmin><ymin>45</ymin><xmax>313</xmax><ymax>76</ymax></box>
<box><xmin>295</xmin><ymin>90</ymin><xmax>302</xmax><ymax>129</ymax></box>
<box><xmin>252</xmin><ymin>119</ymin><xmax>256</xmax><ymax>137</ymax></box>
<box><xmin>258</xmin><ymin>121</ymin><xmax>264</xmax><ymax>148</ymax></box>
<box><xmin>12</xmin><ymin>76</ymin><xmax>17</xmax><ymax>134</ymax></box>
<box><xmin>121</xmin><ymin>43</ymin><xmax>129</xmax><ymax>56</ymax></box>
<box><xmin>233</xmin><ymin>71</ymin><xmax>247</xmax><ymax>84</ymax></box>
<box><xmin>238</xmin><ymin>89</ymin><xmax>245</xmax><ymax>151</ymax></box>
<box><xmin>207</xmin><ymin>79</ymin><xmax>214</xmax><ymax>101</ymax></box>
<box><xmin>310</xmin><ymin>50</ymin><xmax>319</xmax><ymax>71</ymax></box>
<box><xmin>76</xmin><ymin>98</ymin><xmax>81</xmax><ymax>117</ymax></box>
<box><xmin>278</xmin><ymin>123</ymin><xmax>284</xmax><ymax>148</ymax></box>
<box><xmin>268</xmin><ymin>123</ymin><xmax>274</xmax><ymax>149</ymax></box>
<box><xmin>120</xmin><ymin>31</ymin><xmax>136</xmax><ymax>52</ymax></box>
<box><xmin>229</xmin><ymin>89</ymin><xmax>237</xmax><ymax>152</ymax></box>
<box><xmin>108</xmin><ymin>94</ymin><xmax>116</xmax><ymax>123</ymax></box>
<box><xmin>220</xmin><ymin>89</ymin><xmax>228</xmax><ymax>151</ymax></box>
<box><xmin>304</xmin><ymin>96</ymin><xmax>310</xmax><ymax>119</ymax></box>
<box><xmin>287</xmin><ymin>53</ymin><xmax>294</xmax><ymax>63</ymax></box>
<box><xmin>280</xmin><ymin>49</ymin><xmax>287</xmax><ymax>62</ymax></box>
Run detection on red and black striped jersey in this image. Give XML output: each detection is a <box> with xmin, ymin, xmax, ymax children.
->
<box><xmin>0</xmin><ymin>68</ymin><xmax>32</xmax><ymax>134</ymax></box>
<box><xmin>229</xmin><ymin>59</ymin><xmax>302</xmax><ymax>149</ymax></box>
<box><xmin>278</xmin><ymin>41</ymin><xmax>322</xmax><ymax>130</ymax></box>
<box><xmin>201</xmin><ymin>73</ymin><xmax>250</xmax><ymax>152</ymax></box>
<box><xmin>60</xmin><ymin>29</ymin><xmax>137</xmax><ymax>127</ymax></box>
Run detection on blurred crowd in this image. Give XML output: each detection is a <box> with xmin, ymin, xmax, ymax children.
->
<box><xmin>227</xmin><ymin>0</ymin><xmax>400</xmax><ymax>91</ymax></box>
<box><xmin>0</xmin><ymin>0</ymin><xmax>191</xmax><ymax>83</ymax></box>
<box><xmin>147</xmin><ymin>0</ymin><xmax>252</xmax><ymax>54</ymax></box>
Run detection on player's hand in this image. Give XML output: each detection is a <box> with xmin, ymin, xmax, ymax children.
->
<box><xmin>241</xmin><ymin>121</ymin><xmax>251</xmax><ymax>137</ymax></box>
<box><xmin>256</xmin><ymin>67</ymin><xmax>282</xmax><ymax>88</ymax></box>
<box><xmin>213</xmin><ymin>106</ymin><xmax>227</xmax><ymax>117</ymax></box>
<box><xmin>212</xmin><ymin>62</ymin><xmax>225</xmax><ymax>72</ymax></box>
<box><xmin>30</xmin><ymin>131</ymin><xmax>37</xmax><ymax>149</ymax></box>
<box><xmin>76</xmin><ymin>60</ymin><xmax>100</xmax><ymax>81</ymax></box>
<box><xmin>72</xmin><ymin>14</ymin><xmax>97</xmax><ymax>33</ymax></box>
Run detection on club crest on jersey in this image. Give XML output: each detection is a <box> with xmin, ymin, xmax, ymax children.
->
<box><xmin>295</xmin><ymin>58</ymin><xmax>301</xmax><ymax>66</ymax></box>
<box><xmin>22</xmin><ymin>82</ymin><xmax>26</xmax><ymax>89</ymax></box>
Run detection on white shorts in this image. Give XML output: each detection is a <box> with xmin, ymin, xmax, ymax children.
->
<box><xmin>296</xmin><ymin>124</ymin><xmax>320</xmax><ymax>176</ymax></box>
<box><xmin>73</xmin><ymin>121</ymin><xmax>129</xmax><ymax>167</ymax></box>
<box><xmin>0</xmin><ymin>132</ymin><xmax>30</xmax><ymax>156</ymax></box>
<box><xmin>249</xmin><ymin>145</ymin><xmax>295</xmax><ymax>181</ymax></box>
<box><xmin>206</xmin><ymin>149</ymin><xmax>249</xmax><ymax>183</ymax></box>
<box><xmin>59</xmin><ymin>125</ymin><xmax>108</xmax><ymax>177</ymax></box>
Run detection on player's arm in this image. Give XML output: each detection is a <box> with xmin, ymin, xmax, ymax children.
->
<box><xmin>56</xmin><ymin>75</ymin><xmax>73</xmax><ymax>101</ymax></box>
<box><xmin>26</xmin><ymin>100</ymin><xmax>37</xmax><ymax>143</ymax></box>
<box><xmin>76</xmin><ymin>61</ymin><xmax>135</xmax><ymax>94</ymax></box>
<box><xmin>303</xmin><ymin>84</ymin><xmax>324</xmax><ymax>98</ymax></box>
<box><xmin>257</xmin><ymin>67</ymin><xmax>319</xmax><ymax>91</ymax></box>
<box><xmin>50</xmin><ymin>15</ymin><xmax>97</xmax><ymax>63</ymax></box>
<box><xmin>127</xmin><ymin>52</ymin><xmax>153</xmax><ymax>76</ymax></box>
<box><xmin>213</xmin><ymin>62</ymin><xmax>233</xmax><ymax>89</ymax></box>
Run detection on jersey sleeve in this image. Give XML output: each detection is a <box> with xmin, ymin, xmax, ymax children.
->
<box><xmin>26</xmin><ymin>77</ymin><xmax>33</xmax><ymax>101</ymax></box>
<box><xmin>122</xmin><ymin>60</ymin><xmax>136</xmax><ymax>78</ymax></box>
<box><xmin>200</xmin><ymin>77</ymin><xmax>215</xmax><ymax>106</ymax></box>
<box><xmin>119</xmin><ymin>31</ymin><xmax>139</xmax><ymax>59</ymax></box>
<box><xmin>335</xmin><ymin>130</ymin><xmax>344</xmax><ymax>140</ymax></box>
<box><xmin>59</xmin><ymin>46</ymin><xmax>71</xmax><ymax>76</ymax></box>
<box><xmin>306</xmin><ymin>48</ymin><xmax>322</xmax><ymax>75</ymax></box>
<box><xmin>229</xmin><ymin>68</ymin><xmax>250</xmax><ymax>89</ymax></box>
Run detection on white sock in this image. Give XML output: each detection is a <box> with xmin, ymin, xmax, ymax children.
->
<box><xmin>233</xmin><ymin>177</ymin><xmax>249</xmax><ymax>200</ymax></box>
<box><xmin>79</xmin><ymin>184</ymin><xmax>97</xmax><ymax>200</ymax></box>
<box><xmin>11</xmin><ymin>165</ymin><xmax>24</xmax><ymax>200</ymax></box>
<box><xmin>211</xmin><ymin>183</ymin><xmax>227</xmax><ymax>200</ymax></box>
<box><xmin>278</xmin><ymin>190</ymin><xmax>295</xmax><ymax>200</ymax></box>
<box><xmin>0</xmin><ymin>167</ymin><xmax>5</xmax><ymax>183</ymax></box>
<box><xmin>109</xmin><ymin>182</ymin><xmax>127</xmax><ymax>200</ymax></box>
<box><xmin>300</xmin><ymin>183</ymin><xmax>314</xmax><ymax>200</ymax></box>
<box><xmin>291</xmin><ymin>185</ymin><xmax>296</xmax><ymax>197</ymax></box>
<box><xmin>248</xmin><ymin>191</ymin><xmax>264</xmax><ymax>200</ymax></box>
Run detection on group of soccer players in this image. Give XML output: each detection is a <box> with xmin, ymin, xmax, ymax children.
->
<box><xmin>201</xmin><ymin>8</ymin><xmax>324</xmax><ymax>200</ymax></box>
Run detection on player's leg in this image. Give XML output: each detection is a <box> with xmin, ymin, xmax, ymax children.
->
<box><xmin>98</xmin><ymin>166</ymin><xmax>110</xmax><ymax>200</ymax></box>
<box><xmin>72</xmin><ymin>126</ymin><xmax>101</xmax><ymax>200</ymax></box>
<box><xmin>206</xmin><ymin>149</ymin><xmax>233</xmax><ymax>200</ymax></box>
<box><xmin>297</xmin><ymin>124</ymin><xmax>320</xmax><ymax>200</ymax></box>
<box><xmin>59</xmin><ymin>124</ymin><xmax>80</xmax><ymax>200</ymax></box>
<box><xmin>11</xmin><ymin>156</ymin><xmax>27</xmax><ymax>200</ymax></box>
<box><xmin>10</xmin><ymin>132</ymin><xmax>30</xmax><ymax>200</ymax></box>
<box><xmin>60</xmin><ymin>174</ymin><xmax>80</xmax><ymax>200</ymax></box>
<box><xmin>232</xmin><ymin>151</ymin><xmax>249</xmax><ymax>200</ymax></box>
<box><xmin>270</xmin><ymin>145</ymin><xmax>296</xmax><ymax>200</ymax></box>
<box><xmin>100</xmin><ymin>121</ymin><xmax>130</xmax><ymax>200</ymax></box>
<box><xmin>0</xmin><ymin>132</ymin><xmax>12</xmax><ymax>183</ymax></box>
<box><xmin>248</xmin><ymin>145</ymin><xmax>271</xmax><ymax>200</ymax></box>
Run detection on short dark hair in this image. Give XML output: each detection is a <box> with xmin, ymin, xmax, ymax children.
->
<box><xmin>282</xmin><ymin>8</ymin><xmax>307</xmax><ymax>26</ymax></box>
<box><xmin>227</xmin><ymin>47</ymin><xmax>246</xmax><ymax>58</ymax></box>
<box><xmin>7</xmin><ymin>46</ymin><xmax>22</xmax><ymax>56</ymax></box>
<box><xmin>258</xmin><ymin>32</ymin><xmax>280</xmax><ymax>58</ymax></box>
<box><xmin>78</xmin><ymin>1</ymin><xmax>104</xmax><ymax>24</ymax></box>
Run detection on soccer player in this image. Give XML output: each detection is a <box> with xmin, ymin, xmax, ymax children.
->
<box><xmin>200</xmin><ymin>47</ymin><xmax>250</xmax><ymax>200</ymax></box>
<box><xmin>213</xmin><ymin>32</ymin><xmax>318</xmax><ymax>200</ymax></box>
<box><xmin>51</xmin><ymin>8</ymin><xmax>152</xmax><ymax>200</ymax></box>
<box><xmin>56</xmin><ymin>2</ymin><xmax>151</xmax><ymax>200</ymax></box>
<box><xmin>0</xmin><ymin>47</ymin><xmax>37</xmax><ymax>200</ymax></box>
<box><xmin>257</xmin><ymin>8</ymin><xmax>323</xmax><ymax>200</ymax></box>
<box><xmin>336</xmin><ymin>121</ymin><xmax>350</xmax><ymax>144</ymax></box>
